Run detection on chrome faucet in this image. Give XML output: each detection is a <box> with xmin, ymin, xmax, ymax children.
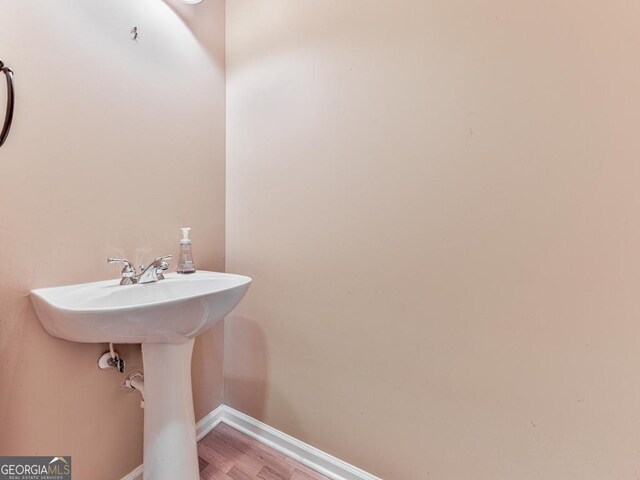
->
<box><xmin>108</xmin><ymin>255</ymin><xmax>172</xmax><ymax>285</ymax></box>
<box><xmin>137</xmin><ymin>256</ymin><xmax>172</xmax><ymax>284</ymax></box>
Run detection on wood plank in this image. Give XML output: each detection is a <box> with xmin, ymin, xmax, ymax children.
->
<box><xmin>200</xmin><ymin>463</ymin><xmax>235</xmax><ymax>480</ymax></box>
<box><xmin>215</xmin><ymin>423</ymin><xmax>326</xmax><ymax>480</ymax></box>
<box><xmin>198</xmin><ymin>443</ymin><xmax>235</xmax><ymax>473</ymax></box>
<box><xmin>199</xmin><ymin>424</ymin><xmax>331</xmax><ymax>480</ymax></box>
<box><xmin>202</xmin><ymin>430</ymin><xmax>264</xmax><ymax>476</ymax></box>
<box><xmin>226</xmin><ymin>466</ymin><xmax>255</xmax><ymax>480</ymax></box>
<box><xmin>210</xmin><ymin>428</ymin><xmax>295</xmax><ymax>479</ymax></box>
<box><xmin>257</xmin><ymin>466</ymin><xmax>290</xmax><ymax>480</ymax></box>
<box><xmin>199</xmin><ymin>456</ymin><xmax>210</xmax><ymax>472</ymax></box>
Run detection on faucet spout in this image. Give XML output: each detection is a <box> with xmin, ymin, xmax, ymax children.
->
<box><xmin>137</xmin><ymin>255</ymin><xmax>172</xmax><ymax>284</ymax></box>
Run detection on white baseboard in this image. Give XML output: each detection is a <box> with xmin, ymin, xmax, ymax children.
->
<box><xmin>120</xmin><ymin>464</ymin><xmax>143</xmax><ymax>480</ymax></box>
<box><xmin>196</xmin><ymin>404</ymin><xmax>226</xmax><ymax>441</ymax></box>
<box><xmin>220</xmin><ymin>405</ymin><xmax>383</xmax><ymax>480</ymax></box>
<box><xmin>121</xmin><ymin>404</ymin><xmax>382</xmax><ymax>480</ymax></box>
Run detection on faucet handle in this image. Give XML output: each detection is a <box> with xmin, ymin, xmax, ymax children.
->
<box><xmin>108</xmin><ymin>258</ymin><xmax>135</xmax><ymax>273</ymax></box>
<box><xmin>154</xmin><ymin>255</ymin><xmax>172</xmax><ymax>271</ymax></box>
<box><xmin>107</xmin><ymin>258</ymin><xmax>137</xmax><ymax>284</ymax></box>
<box><xmin>155</xmin><ymin>255</ymin><xmax>172</xmax><ymax>280</ymax></box>
<box><xmin>139</xmin><ymin>255</ymin><xmax>172</xmax><ymax>270</ymax></box>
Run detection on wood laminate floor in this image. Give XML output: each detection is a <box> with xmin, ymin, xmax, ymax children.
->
<box><xmin>198</xmin><ymin>423</ymin><xmax>331</xmax><ymax>480</ymax></box>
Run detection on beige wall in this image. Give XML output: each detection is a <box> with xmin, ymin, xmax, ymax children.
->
<box><xmin>226</xmin><ymin>1</ymin><xmax>640</xmax><ymax>479</ymax></box>
<box><xmin>0</xmin><ymin>1</ymin><xmax>225</xmax><ymax>479</ymax></box>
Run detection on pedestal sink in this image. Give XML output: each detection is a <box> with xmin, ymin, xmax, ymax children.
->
<box><xmin>30</xmin><ymin>271</ymin><xmax>251</xmax><ymax>480</ymax></box>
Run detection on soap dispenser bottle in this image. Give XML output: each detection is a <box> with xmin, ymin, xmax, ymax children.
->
<box><xmin>177</xmin><ymin>227</ymin><xmax>196</xmax><ymax>274</ymax></box>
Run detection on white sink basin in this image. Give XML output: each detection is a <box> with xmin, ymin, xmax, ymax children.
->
<box><xmin>31</xmin><ymin>271</ymin><xmax>251</xmax><ymax>344</ymax></box>
<box><xmin>30</xmin><ymin>270</ymin><xmax>251</xmax><ymax>480</ymax></box>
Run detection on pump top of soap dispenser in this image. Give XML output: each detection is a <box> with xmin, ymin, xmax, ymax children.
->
<box><xmin>181</xmin><ymin>227</ymin><xmax>192</xmax><ymax>245</ymax></box>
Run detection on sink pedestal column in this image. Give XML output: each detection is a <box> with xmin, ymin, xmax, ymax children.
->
<box><xmin>142</xmin><ymin>339</ymin><xmax>199</xmax><ymax>480</ymax></box>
